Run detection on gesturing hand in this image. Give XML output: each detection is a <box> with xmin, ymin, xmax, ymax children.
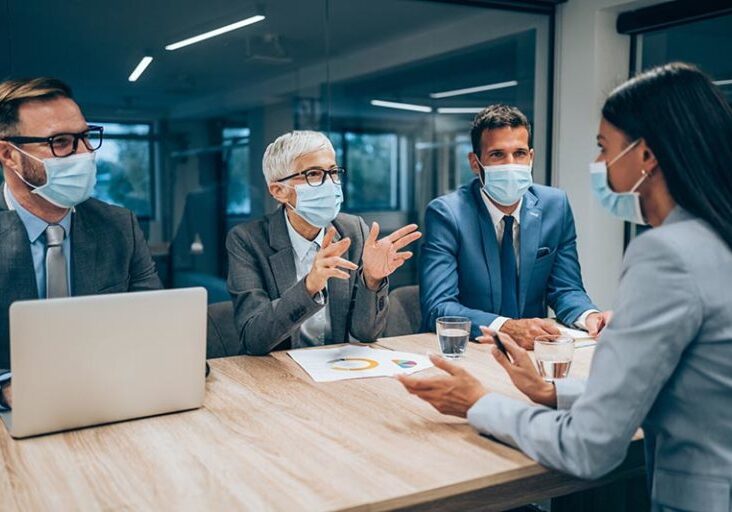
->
<box><xmin>397</xmin><ymin>354</ymin><xmax>487</xmax><ymax>418</ymax></box>
<box><xmin>585</xmin><ymin>310</ymin><xmax>613</xmax><ymax>338</ymax></box>
<box><xmin>305</xmin><ymin>227</ymin><xmax>358</xmax><ymax>296</ymax></box>
<box><xmin>477</xmin><ymin>326</ymin><xmax>557</xmax><ymax>408</ymax></box>
<box><xmin>362</xmin><ymin>222</ymin><xmax>421</xmax><ymax>290</ymax></box>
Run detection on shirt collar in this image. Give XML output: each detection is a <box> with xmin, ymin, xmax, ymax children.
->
<box><xmin>283</xmin><ymin>209</ymin><xmax>325</xmax><ymax>262</ymax></box>
<box><xmin>480</xmin><ymin>189</ymin><xmax>522</xmax><ymax>228</ymax></box>
<box><xmin>3</xmin><ymin>183</ymin><xmax>72</xmax><ymax>244</ymax></box>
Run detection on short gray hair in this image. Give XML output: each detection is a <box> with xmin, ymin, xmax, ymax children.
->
<box><xmin>262</xmin><ymin>130</ymin><xmax>335</xmax><ymax>183</ymax></box>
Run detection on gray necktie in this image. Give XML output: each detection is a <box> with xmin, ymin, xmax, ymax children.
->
<box><xmin>45</xmin><ymin>224</ymin><xmax>69</xmax><ymax>299</ymax></box>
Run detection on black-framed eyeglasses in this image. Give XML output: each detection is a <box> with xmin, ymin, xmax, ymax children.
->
<box><xmin>1</xmin><ymin>125</ymin><xmax>104</xmax><ymax>158</ymax></box>
<box><xmin>277</xmin><ymin>166</ymin><xmax>346</xmax><ymax>187</ymax></box>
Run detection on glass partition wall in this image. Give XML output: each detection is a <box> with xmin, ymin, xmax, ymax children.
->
<box><xmin>0</xmin><ymin>0</ymin><xmax>553</xmax><ymax>297</ymax></box>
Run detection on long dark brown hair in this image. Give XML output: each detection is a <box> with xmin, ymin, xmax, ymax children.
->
<box><xmin>602</xmin><ymin>62</ymin><xmax>732</xmax><ymax>249</ymax></box>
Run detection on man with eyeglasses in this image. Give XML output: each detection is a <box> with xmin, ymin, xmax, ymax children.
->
<box><xmin>227</xmin><ymin>130</ymin><xmax>421</xmax><ymax>355</ymax></box>
<box><xmin>0</xmin><ymin>77</ymin><xmax>162</xmax><ymax>409</ymax></box>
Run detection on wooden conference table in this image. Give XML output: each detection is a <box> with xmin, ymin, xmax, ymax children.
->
<box><xmin>0</xmin><ymin>334</ymin><xmax>645</xmax><ymax>511</ymax></box>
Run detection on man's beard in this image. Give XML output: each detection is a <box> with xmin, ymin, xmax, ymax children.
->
<box><xmin>17</xmin><ymin>152</ymin><xmax>47</xmax><ymax>188</ymax></box>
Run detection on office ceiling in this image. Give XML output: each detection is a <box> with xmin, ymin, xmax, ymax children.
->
<box><xmin>1</xmin><ymin>0</ymin><xmax>492</xmax><ymax>115</ymax></box>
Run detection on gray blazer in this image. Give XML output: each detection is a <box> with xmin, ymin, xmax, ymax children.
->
<box><xmin>468</xmin><ymin>207</ymin><xmax>732</xmax><ymax>512</ymax></box>
<box><xmin>226</xmin><ymin>207</ymin><xmax>389</xmax><ymax>355</ymax></box>
<box><xmin>0</xmin><ymin>192</ymin><xmax>162</xmax><ymax>370</ymax></box>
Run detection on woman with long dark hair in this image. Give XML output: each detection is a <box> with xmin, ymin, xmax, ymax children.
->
<box><xmin>399</xmin><ymin>62</ymin><xmax>732</xmax><ymax>512</ymax></box>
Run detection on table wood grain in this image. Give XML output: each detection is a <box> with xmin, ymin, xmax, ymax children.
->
<box><xmin>0</xmin><ymin>334</ymin><xmax>643</xmax><ymax>511</ymax></box>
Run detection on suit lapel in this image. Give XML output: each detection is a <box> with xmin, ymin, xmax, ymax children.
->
<box><xmin>0</xmin><ymin>210</ymin><xmax>39</xmax><ymax>300</ymax></box>
<box><xmin>471</xmin><ymin>182</ymin><xmax>502</xmax><ymax>310</ymax></box>
<box><xmin>0</xmin><ymin>188</ymin><xmax>39</xmax><ymax>299</ymax></box>
<box><xmin>326</xmin><ymin>220</ymin><xmax>349</xmax><ymax>342</ymax></box>
<box><xmin>267</xmin><ymin>208</ymin><xmax>298</xmax><ymax>297</ymax></box>
<box><xmin>518</xmin><ymin>190</ymin><xmax>542</xmax><ymax>315</ymax></box>
<box><xmin>70</xmin><ymin>205</ymin><xmax>100</xmax><ymax>296</ymax></box>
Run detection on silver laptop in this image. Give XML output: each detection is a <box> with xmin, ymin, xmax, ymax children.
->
<box><xmin>1</xmin><ymin>287</ymin><xmax>207</xmax><ymax>438</ymax></box>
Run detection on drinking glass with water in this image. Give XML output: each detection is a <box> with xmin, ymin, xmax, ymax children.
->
<box><xmin>534</xmin><ymin>335</ymin><xmax>574</xmax><ymax>381</ymax></box>
<box><xmin>436</xmin><ymin>317</ymin><xmax>471</xmax><ymax>359</ymax></box>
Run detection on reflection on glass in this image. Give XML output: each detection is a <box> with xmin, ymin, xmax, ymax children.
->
<box><xmin>224</xmin><ymin>127</ymin><xmax>251</xmax><ymax>216</ymax></box>
<box><xmin>455</xmin><ymin>135</ymin><xmax>475</xmax><ymax>186</ymax></box>
<box><xmin>344</xmin><ymin>132</ymin><xmax>398</xmax><ymax>212</ymax></box>
<box><xmin>98</xmin><ymin>123</ymin><xmax>150</xmax><ymax>136</ymax></box>
<box><xmin>91</xmin><ymin>122</ymin><xmax>153</xmax><ymax>218</ymax></box>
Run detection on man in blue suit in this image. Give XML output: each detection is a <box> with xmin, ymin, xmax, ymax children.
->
<box><xmin>420</xmin><ymin>105</ymin><xmax>609</xmax><ymax>348</ymax></box>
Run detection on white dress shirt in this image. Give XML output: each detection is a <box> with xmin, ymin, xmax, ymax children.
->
<box><xmin>284</xmin><ymin>212</ymin><xmax>330</xmax><ymax>348</ymax></box>
<box><xmin>479</xmin><ymin>191</ymin><xmax>596</xmax><ymax>332</ymax></box>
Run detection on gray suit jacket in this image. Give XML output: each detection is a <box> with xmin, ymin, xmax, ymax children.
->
<box><xmin>226</xmin><ymin>207</ymin><xmax>389</xmax><ymax>355</ymax></box>
<box><xmin>0</xmin><ymin>192</ymin><xmax>163</xmax><ymax>370</ymax></box>
<box><xmin>468</xmin><ymin>207</ymin><xmax>732</xmax><ymax>512</ymax></box>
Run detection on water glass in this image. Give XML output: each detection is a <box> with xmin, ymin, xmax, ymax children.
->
<box><xmin>534</xmin><ymin>335</ymin><xmax>574</xmax><ymax>381</ymax></box>
<box><xmin>436</xmin><ymin>317</ymin><xmax>471</xmax><ymax>359</ymax></box>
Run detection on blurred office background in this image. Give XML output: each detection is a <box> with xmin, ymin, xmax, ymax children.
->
<box><xmin>1</xmin><ymin>0</ymin><xmax>730</xmax><ymax>308</ymax></box>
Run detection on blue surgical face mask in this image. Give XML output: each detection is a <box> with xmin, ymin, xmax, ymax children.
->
<box><xmin>287</xmin><ymin>179</ymin><xmax>343</xmax><ymax>228</ymax></box>
<box><xmin>12</xmin><ymin>146</ymin><xmax>97</xmax><ymax>208</ymax></box>
<box><xmin>478</xmin><ymin>161</ymin><xmax>533</xmax><ymax>206</ymax></box>
<box><xmin>589</xmin><ymin>139</ymin><xmax>649</xmax><ymax>225</ymax></box>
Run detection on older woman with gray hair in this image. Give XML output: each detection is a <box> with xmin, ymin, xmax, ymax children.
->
<box><xmin>226</xmin><ymin>130</ymin><xmax>421</xmax><ymax>355</ymax></box>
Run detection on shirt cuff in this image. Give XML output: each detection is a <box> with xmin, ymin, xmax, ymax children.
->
<box><xmin>488</xmin><ymin>316</ymin><xmax>510</xmax><ymax>333</ymax></box>
<box><xmin>554</xmin><ymin>377</ymin><xmax>586</xmax><ymax>410</ymax></box>
<box><xmin>313</xmin><ymin>289</ymin><xmax>326</xmax><ymax>305</ymax></box>
<box><xmin>358</xmin><ymin>269</ymin><xmax>388</xmax><ymax>293</ymax></box>
<box><xmin>574</xmin><ymin>309</ymin><xmax>600</xmax><ymax>330</ymax></box>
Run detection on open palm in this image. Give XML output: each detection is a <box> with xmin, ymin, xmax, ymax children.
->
<box><xmin>362</xmin><ymin>222</ymin><xmax>421</xmax><ymax>281</ymax></box>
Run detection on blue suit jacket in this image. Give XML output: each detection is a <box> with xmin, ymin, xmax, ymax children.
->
<box><xmin>420</xmin><ymin>179</ymin><xmax>596</xmax><ymax>338</ymax></box>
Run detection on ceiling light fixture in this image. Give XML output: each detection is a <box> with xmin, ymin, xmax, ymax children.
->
<box><xmin>165</xmin><ymin>15</ymin><xmax>266</xmax><ymax>51</ymax></box>
<box><xmin>713</xmin><ymin>78</ymin><xmax>732</xmax><ymax>87</ymax></box>
<box><xmin>437</xmin><ymin>107</ymin><xmax>484</xmax><ymax>114</ymax></box>
<box><xmin>128</xmin><ymin>56</ymin><xmax>154</xmax><ymax>82</ymax></box>
<box><xmin>430</xmin><ymin>80</ymin><xmax>518</xmax><ymax>99</ymax></box>
<box><xmin>370</xmin><ymin>99</ymin><xmax>432</xmax><ymax>113</ymax></box>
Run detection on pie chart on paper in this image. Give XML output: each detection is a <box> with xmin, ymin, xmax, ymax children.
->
<box><xmin>288</xmin><ymin>345</ymin><xmax>434</xmax><ymax>382</ymax></box>
<box><xmin>392</xmin><ymin>359</ymin><xmax>417</xmax><ymax>369</ymax></box>
<box><xmin>327</xmin><ymin>357</ymin><xmax>380</xmax><ymax>371</ymax></box>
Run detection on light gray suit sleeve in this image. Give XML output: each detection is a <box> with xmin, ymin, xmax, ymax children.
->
<box><xmin>466</xmin><ymin>232</ymin><xmax>703</xmax><ymax>480</ymax></box>
<box><xmin>348</xmin><ymin>218</ymin><xmax>389</xmax><ymax>342</ymax></box>
<box><xmin>554</xmin><ymin>377</ymin><xmax>586</xmax><ymax>410</ymax></box>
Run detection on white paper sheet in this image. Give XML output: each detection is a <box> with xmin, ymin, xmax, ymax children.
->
<box><xmin>558</xmin><ymin>326</ymin><xmax>597</xmax><ymax>348</ymax></box>
<box><xmin>288</xmin><ymin>344</ymin><xmax>433</xmax><ymax>383</ymax></box>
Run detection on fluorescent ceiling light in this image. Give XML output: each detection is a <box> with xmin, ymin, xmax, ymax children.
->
<box><xmin>437</xmin><ymin>107</ymin><xmax>484</xmax><ymax>114</ymax></box>
<box><xmin>165</xmin><ymin>15</ymin><xmax>266</xmax><ymax>51</ymax></box>
<box><xmin>370</xmin><ymin>99</ymin><xmax>432</xmax><ymax>113</ymax></box>
<box><xmin>713</xmin><ymin>79</ymin><xmax>732</xmax><ymax>87</ymax></box>
<box><xmin>430</xmin><ymin>80</ymin><xmax>518</xmax><ymax>99</ymax></box>
<box><xmin>128</xmin><ymin>56</ymin><xmax>153</xmax><ymax>82</ymax></box>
